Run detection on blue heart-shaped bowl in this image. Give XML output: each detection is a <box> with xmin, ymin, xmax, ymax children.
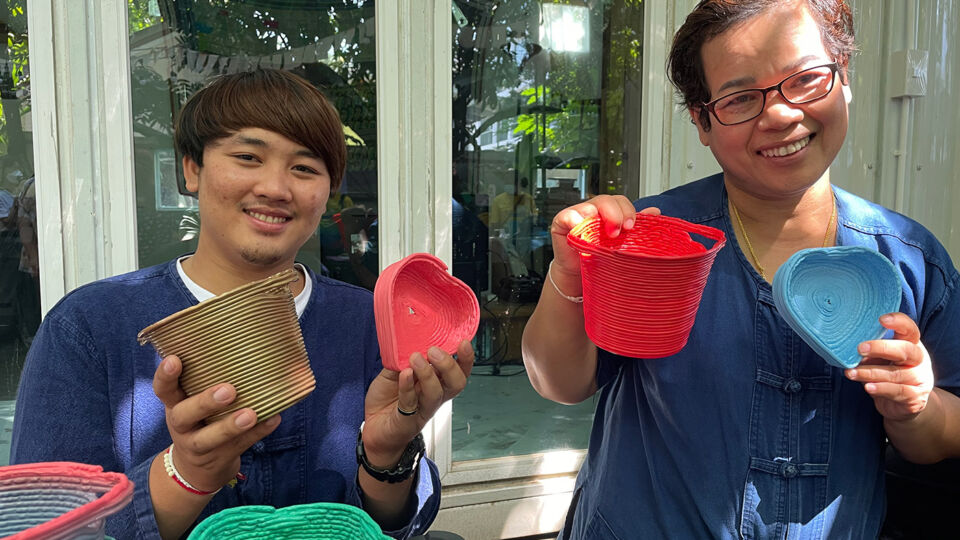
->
<box><xmin>772</xmin><ymin>246</ymin><xmax>902</xmax><ymax>369</ymax></box>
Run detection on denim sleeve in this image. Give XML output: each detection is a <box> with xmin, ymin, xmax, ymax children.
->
<box><xmin>109</xmin><ymin>457</ymin><xmax>163</xmax><ymax>540</ymax></box>
<box><xmin>352</xmin><ymin>300</ymin><xmax>440</xmax><ymax>538</ymax></box>
<box><xmin>9</xmin><ymin>313</ymin><xmax>163</xmax><ymax>540</ymax></box>
<box><xmin>920</xmin><ymin>269</ymin><xmax>960</xmax><ymax>396</ymax></box>
<box><xmin>351</xmin><ymin>456</ymin><xmax>441</xmax><ymax>539</ymax></box>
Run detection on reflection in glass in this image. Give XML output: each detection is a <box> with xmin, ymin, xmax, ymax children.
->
<box><xmin>129</xmin><ymin>0</ymin><xmax>378</xmax><ymax>289</ymax></box>
<box><xmin>0</xmin><ymin>0</ymin><xmax>36</xmax><ymax>465</ymax></box>
<box><xmin>452</xmin><ymin>0</ymin><xmax>643</xmax><ymax>461</ymax></box>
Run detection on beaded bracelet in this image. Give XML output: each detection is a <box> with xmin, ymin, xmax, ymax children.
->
<box><xmin>547</xmin><ymin>261</ymin><xmax>584</xmax><ymax>303</ymax></box>
<box><xmin>163</xmin><ymin>444</ymin><xmax>220</xmax><ymax>496</ymax></box>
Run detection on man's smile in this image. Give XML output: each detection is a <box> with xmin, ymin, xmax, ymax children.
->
<box><xmin>245</xmin><ymin>209</ymin><xmax>291</xmax><ymax>225</ymax></box>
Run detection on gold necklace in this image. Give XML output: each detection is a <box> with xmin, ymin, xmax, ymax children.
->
<box><xmin>731</xmin><ymin>196</ymin><xmax>836</xmax><ymax>281</ymax></box>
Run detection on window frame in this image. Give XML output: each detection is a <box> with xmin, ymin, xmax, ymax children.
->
<box><xmin>31</xmin><ymin>0</ymin><xmax>664</xmax><ymax>491</ymax></box>
<box><xmin>30</xmin><ymin>0</ymin><xmax>139</xmax><ymax>316</ymax></box>
<box><xmin>29</xmin><ymin>0</ymin><xmax>672</xmax><ymax>533</ymax></box>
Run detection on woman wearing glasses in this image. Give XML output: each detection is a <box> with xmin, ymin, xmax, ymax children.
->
<box><xmin>522</xmin><ymin>1</ymin><xmax>960</xmax><ymax>538</ymax></box>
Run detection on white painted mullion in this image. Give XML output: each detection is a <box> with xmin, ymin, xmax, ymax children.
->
<box><xmin>27</xmin><ymin>0</ymin><xmax>66</xmax><ymax>315</ymax></box>
<box><xmin>376</xmin><ymin>0</ymin><xmax>454</xmax><ymax>474</ymax></box>
<box><xmin>638</xmin><ymin>0</ymin><xmax>673</xmax><ymax>199</ymax></box>
<box><xmin>61</xmin><ymin>0</ymin><xmax>101</xmax><ymax>289</ymax></box>
<box><xmin>376</xmin><ymin>0</ymin><xmax>403</xmax><ymax>268</ymax></box>
<box><xmin>428</xmin><ymin>0</ymin><xmax>454</xmax><ymax>479</ymax></box>
<box><xmin>29</xmin><ymin>0</ymin><xmax>138</xmax><ymax>316</ymax></box>
<box><xmin>96</xmin><ymin>0</ymin><xmax>139</xmax><ymax>278</ymax></box>
<box><xmin>432</xmin><ymin>5</ymin><xmax>453</xmax><ymax>269</ymax></box>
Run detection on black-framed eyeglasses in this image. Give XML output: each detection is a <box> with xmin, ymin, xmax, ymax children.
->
<box><xmin>701</xmin><ymin>63</ymin><xmax>841</xmax><ymax>126</ymax></box>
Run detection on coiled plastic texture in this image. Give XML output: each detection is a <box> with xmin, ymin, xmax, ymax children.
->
<box><xmin>375</xmin><ymin>253</ymin><xmax>479</xmax><ymax>371</ymax></box>
<box><xmin>567</xmin><ymin>213</ymin><xmax>726</xmax><ymax>358</ymax></box>
<box><xmin>188</xmin><ymin>502</ymin><xmax>391</xmax><ymax>540</ymax></box>
<box><xmin>0</xmin><ymin>462</ymin><xmax>133</xmax><ymax>540</ymax></box>
<box><xmin>772</xmin><ymin>246</ymin><xmax>902</xmax><ymax>369</ymax></box>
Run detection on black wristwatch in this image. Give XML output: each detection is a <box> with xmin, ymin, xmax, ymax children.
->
<box><xmin>356</xmin><ymin>422</ymin><xmax>425</xmax><ymax>484</ymax></box>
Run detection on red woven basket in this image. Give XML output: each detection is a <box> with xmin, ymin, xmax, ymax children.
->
<box><xmin>567</xmin><ymin>213</ymin><xmax>726</xmax><ymax>358</ymax></box>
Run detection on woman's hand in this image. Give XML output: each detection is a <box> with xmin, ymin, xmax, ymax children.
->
<box><xmin>550</xmin><ymin>195</ymin><xmax>659</xmax><ymax>277</ymax></box>
<box><xmin>845</xmin><ymin>313</ymin><xmax>934</xmax><ymax>421</ymax></box>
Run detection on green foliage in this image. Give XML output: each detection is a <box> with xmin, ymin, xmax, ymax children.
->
<box><xmin>453</xmin><ymin>0</ymin><xmax>643</xmax><ymax>167</ymax></box>
<box><xmin>128</xmin><ymin>0</ymin><xmax>161</xmax><ymax>33</ymax></box>
<box><xmin>1</xmin><ymin>0</ymin><xmax>30</xmax><ymax>160</ymax></box>
<box><xmin>129</xmin><ymin>1</ymin><xmax>376</xmax><ymax>146</ymax></box>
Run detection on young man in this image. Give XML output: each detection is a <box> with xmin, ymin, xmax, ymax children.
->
<box><xmin>522</xmin><ymin>1</ymin><xmax>960</xmax><ymax>538</ymax></box>
<box><xmin>11</xmin><ymin>69</ymin><xmax>474</xmax><ymax>539</ymax></box>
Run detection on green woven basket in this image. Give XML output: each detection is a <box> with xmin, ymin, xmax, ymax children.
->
<box><xmin>188</xmin><ymin>503</ymin><xmax>391</xmax><ymax>540</ymax></box>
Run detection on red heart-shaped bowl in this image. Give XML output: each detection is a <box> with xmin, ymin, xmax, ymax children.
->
<box><xmin>374</xmin><ymin>253</ymin><xmax>480</xmax><ymax>371</ymax></box>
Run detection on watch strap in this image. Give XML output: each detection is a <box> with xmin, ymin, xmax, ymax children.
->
<box><xmin>356</xmin><ymin>422</ymin><xmax>425</xmax><ymax>484</ymax></box>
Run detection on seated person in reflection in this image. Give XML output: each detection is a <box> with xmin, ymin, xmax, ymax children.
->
<box><xmin>489</xmin><ymin>176</ymin><xmax>537</xmax><ymax>235</ymax></box>
<box><xmin>522</xmin><ymin>1</ymin><xmax>960</xmax><ymax>538</ymax></box>
<box><xmin>11</xmin><ymin>69</ymin><xmax>474</xmax><ymax>540</ymax></box>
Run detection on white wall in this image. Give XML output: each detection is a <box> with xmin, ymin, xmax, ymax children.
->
<box><xmin>836</xmin><ymin>0</ymin><xmax>960</xmax><ymax>261</ymax></box>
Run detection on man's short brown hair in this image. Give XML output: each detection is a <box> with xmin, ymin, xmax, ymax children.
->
<box><xmin>174</xmin><ymin>68</ymin><xmax>347</xmax><ymax>190</ymax></box>
<box><xmin>667</xmin><ymin>0</ymin><xmax>855</xmax><ymax>131</ymax></box>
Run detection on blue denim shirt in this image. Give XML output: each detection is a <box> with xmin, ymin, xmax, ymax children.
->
<box><xmin>10</xmin><ymin>260</ymin><xmax>440</xmax><ymax>539</ymax></box>
<box><xmin>564</xmin><ymin>174</ymin><xmax>960</xmax><ymax>539</ymax></box>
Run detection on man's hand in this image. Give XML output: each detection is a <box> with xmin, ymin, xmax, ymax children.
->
<box><xmin>153</xmin><ymin>355</ymin><xmax>282</xmax><ymax>492</ymax></box>
<box><xmin>845</xmin><ymin>313</ymin><xmax>934</xmax><ymax>421</ymax></box>
<box><xmin>361</xmin><ymin>341</ymin><xmax>474</xmax><ymax>466</ymax></box>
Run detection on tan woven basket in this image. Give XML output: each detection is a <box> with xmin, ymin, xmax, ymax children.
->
<box><xmin>138</xmin><ymin>269</ymin><xmax>315</xmax><ymax>423</ymax></box>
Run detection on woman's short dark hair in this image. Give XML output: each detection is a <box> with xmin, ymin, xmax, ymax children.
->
<box><xmin>174</xmin><ymin>68</ymin><xmax>347</xmax><ymax>190</ymax></box>
<box><xmin>667</xmin><ymin>0</ymin><xmax>855</xmax><ymax>131</ymax></box>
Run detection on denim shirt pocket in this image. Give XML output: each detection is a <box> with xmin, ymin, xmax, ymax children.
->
<box><xmin>564</xmin><ymin>487</ymin><xmax>624</xmax><ymax>540</ymax></box>
<box><xmin>582</xmin><ymin>508</ymin><xmax>623</xmax><ymax>540</ymax></box>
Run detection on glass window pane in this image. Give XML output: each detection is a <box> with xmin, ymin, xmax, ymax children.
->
<box><xmin>0</xmin><ymin>0</ymin><xmax>36</xmax><ymax>466</ymax></box>
<box><xmin>452</xmin><ymin>0</ymin><xmax>643</xmax><ymax>461</ymax></box>
<box><xmin>130</xmin><ymin>0</ymin><xmax>378</xmax><ymax>290</ymax></box>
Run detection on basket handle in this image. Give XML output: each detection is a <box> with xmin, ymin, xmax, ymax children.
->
<box><xmin>678</xmin><ymin>219</ymin><xmax>726</xmax><ymax>249</ymax></box>
<box><xmin>566</xmin><ymin>213</ymin><xmax>726</xmax><ymax>257</ymax></box>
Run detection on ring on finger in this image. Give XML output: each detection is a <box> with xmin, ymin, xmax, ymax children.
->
<box><xmin>397</xmin><ymin>405</ymin><xmax>418</xmax><ymax>416</ymax></box>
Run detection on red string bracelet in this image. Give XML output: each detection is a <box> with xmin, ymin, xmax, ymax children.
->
<box><xmin>163</xmin><ymin>444</ymin><xmax>220</xmax><ymax>496</ymax></box>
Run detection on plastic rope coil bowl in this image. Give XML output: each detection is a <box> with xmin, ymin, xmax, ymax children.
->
<box><xmin>0</xmin><ymin>462</ymin><xmax>133</xmax><ymax>540</ymax></box>
<box><xmin>772</xmin><ymin>246</ymin><xmax>903</xmax><ymax>369</ymax></box>
<box><xmin>374</xmin><ymin>253</ymin><xmax>480</xmax><ymax>371</ymax></box>
<box><xmin>567</xmin><ymin>212</ymin><xmax>726</xmax><ymax>358</ymax></box>
<box><xmin>187</xmin><ymin>502</ymin><xmax>390</xmax><ymax>540</ymax></box>
<box><xmin>137</xmin><ymin>269</ymin><xmax>316</xmax><ymax>423</ymax></box>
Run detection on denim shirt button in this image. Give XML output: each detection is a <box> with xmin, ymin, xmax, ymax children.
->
<box><xmin>783</xmin><ymin>378</ymin><xmax>802</xmax><ymax>394</ymax></box>
<box><xmin>783</xmin><ymin>463</ymin><xmax>799</xmax><ymax>478</ymax></box>
<box><xmin>251</xmin><ymin>441</ymin><xmax>266</xmax><ymax>453</ymax></box>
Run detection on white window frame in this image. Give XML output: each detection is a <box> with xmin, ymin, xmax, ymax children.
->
<box><xmin>29</xmin><ymin>0</ymin><xmax>138</xmax><ymax>315</ymax></box>
<box><xmin>374</xmin><ymin>0</ymin><xmax>678</xmax><ymax>514</ymax></box>
<box><xmin>29</xmin><ymin>0</ymin><xmax>679</xmax><ymax>536</ymax></box>
<box><xmin>376</xmin><ymin>5</ymin><xmax>675</xmax><ymax>536</ymax></box>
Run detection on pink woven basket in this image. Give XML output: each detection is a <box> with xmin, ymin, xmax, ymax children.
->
<box><xmin>567</xmin><ymin>213</ymin><xmax>726</xmax><ymax>358</ymax></box>
<box><xmin>374</xmin><ymin>253</ymin><xmax>480</xmax><ymax>371</ymax></box>
<box><xmin>0</xmin><ymin>462</ymin><xmax>133</xmax><ymax>540</ymax></box>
